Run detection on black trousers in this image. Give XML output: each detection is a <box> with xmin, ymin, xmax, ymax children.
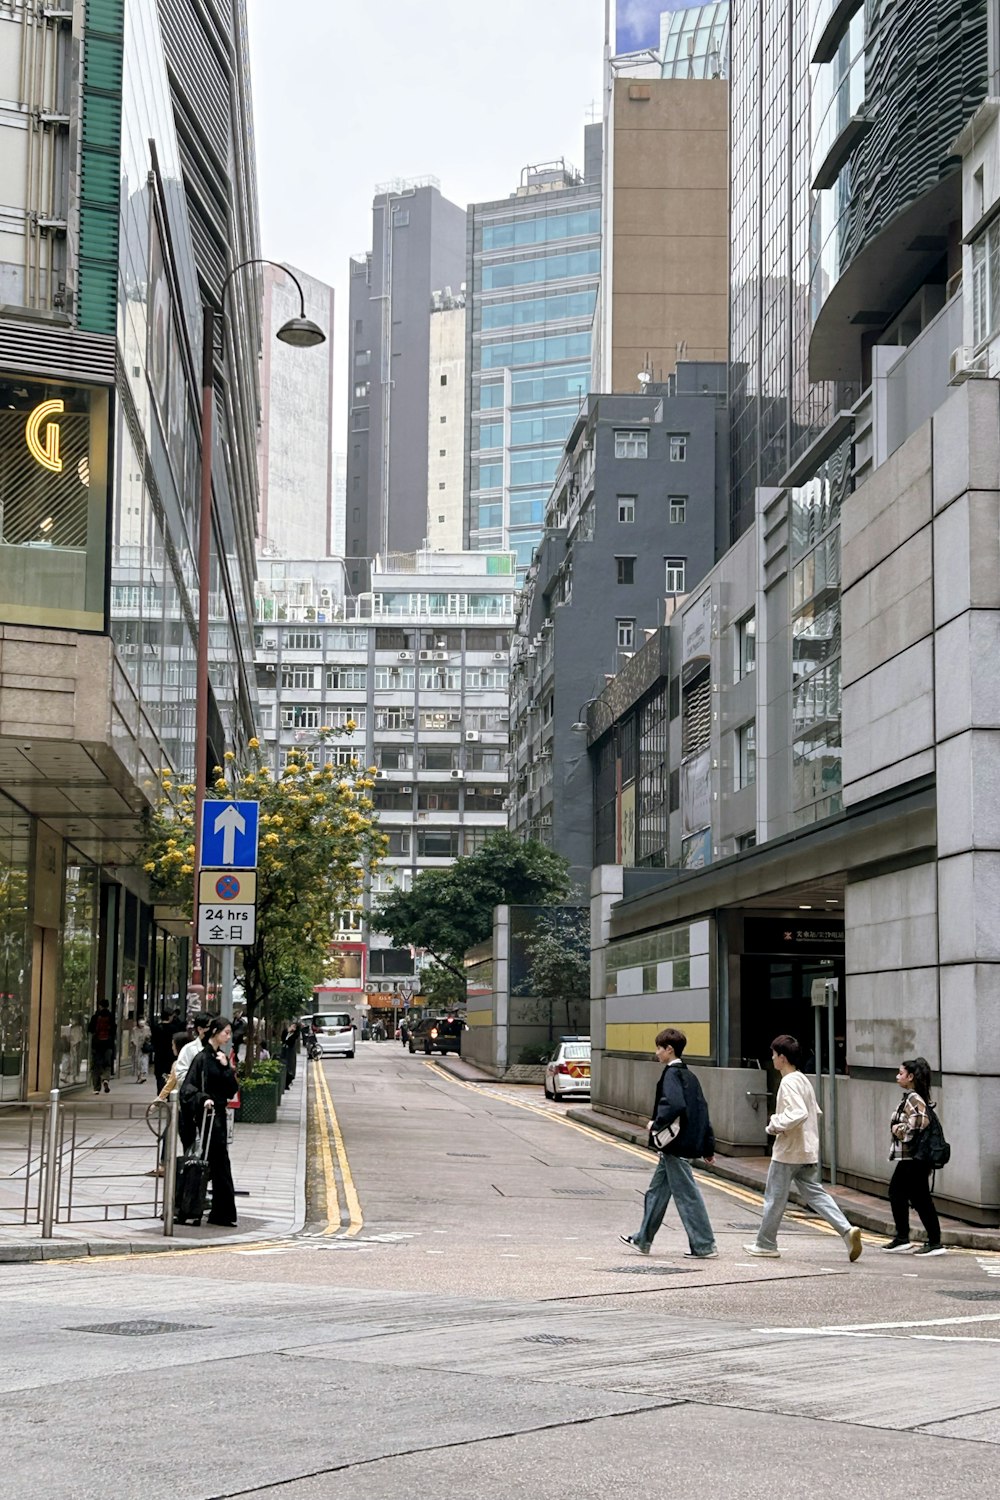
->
<box><xmin>889</xmin><ymin>1158</ymin><xmax>941</xmax><ymax>1243</ymax></box>
<box><xmin>206</xmin><ymin>1124</ymin><xmax>236</xmax><ymax>1225</ymax></box>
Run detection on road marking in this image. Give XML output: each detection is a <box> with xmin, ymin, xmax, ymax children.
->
<box><xmin>310</xmin><ymin>1059</ymin><xmax>340</xmax><ymax>1233</ymax></box>
<box><xmin>758</xmin><ymin>1311</ymin><xmax>1000</xmax><ymax>1335</ymax></box>
<box><xmin>978</xmin><ymin>1256</ymin><xmax>1000</xmax><ymax>1277</ymax></box>
<box><xmin>312</xmin><ymin>1059</ymin><xmax>363</xmax><ymax>1238</ymax></box>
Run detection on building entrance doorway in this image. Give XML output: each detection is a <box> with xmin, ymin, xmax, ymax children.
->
<box><xmin>739</xmin><ymin>953</ymin><xmax>845</xmax><ymax>1075</ymax></box>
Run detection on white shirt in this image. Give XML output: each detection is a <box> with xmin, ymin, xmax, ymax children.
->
<box><xmin>767</xmin><ymin>1069</ymin><xmax>822</xmax><ymax>1164</ymax></box>
<box><xmin>175</xmin><ymin>1037</ymin><xmax>204</xmax><ymax>1088</ymax></box>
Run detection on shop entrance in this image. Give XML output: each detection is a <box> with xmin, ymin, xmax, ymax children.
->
<box><xmin>737</xmin><ymin>913</ymin><xmax>846</xmax><ymax>1074</ymax></box>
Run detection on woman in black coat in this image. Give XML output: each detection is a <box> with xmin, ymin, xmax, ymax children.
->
<box><xmin>280</xmin><ymin>1022</ymin><xmax>299</xmax><ymax>1091</ymax></box>
<box><xmin>180</xmin><ymin>1017</ymin><xmax>239</xmax><ymax>1227</ymax></box>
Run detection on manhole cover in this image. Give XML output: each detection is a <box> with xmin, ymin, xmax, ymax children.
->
<box><xmin>552</xmin><ymin>1188</ymin><xmax>603</xmax><ymax>1196</ymax></box>
<box><xmin>69</xmin><ymin>1320</ymin><xmax>207</xmax><ymax>1337</ymax></box>
<box><xmin>606</xmin><ymin>1264</ymin><xmax>688</xmax><ymax>1275</ymax></box>
<box><xmin>521</xmin><ymin>1333</ymin><xmax>593</xmax><ymax>1346</ymax></box>
<box><xmin>938</xmin><ymin>1289</ymin><xmax>1000</xmax><ymax>1302</ymax></box>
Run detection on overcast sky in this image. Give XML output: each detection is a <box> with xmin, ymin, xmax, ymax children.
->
<box><xmin>246</xmin><ymin>0</ymin><xmax>612</xmax><ymax>448</ymax></box>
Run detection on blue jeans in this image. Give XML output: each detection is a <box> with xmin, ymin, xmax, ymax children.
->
<box><xmin>634</xmin><ymin>1153</ymin><xmax>717</xmax><ymax>1256</ymax></box>
<box><xmin>755</xmin><ymin>1160</ymin><xmax>851</xmax><ymax>1251</ymax></box>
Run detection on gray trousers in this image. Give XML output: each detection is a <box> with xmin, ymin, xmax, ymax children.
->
<box><xmin>756</xmin><ymin>1159</ymin><xmax>851</xmax><ymax>1250</ymax></box>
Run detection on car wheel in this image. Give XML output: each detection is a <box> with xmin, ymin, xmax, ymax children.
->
<box><xmin>346</xmin><ymin>1050</ymin><xmax>355</xmax><ymax>1059</ymax></box>
<box><xmin>543</xmin><ymin>1080</ymin><xmax>551</xmax><ymax>1099</ymax></box>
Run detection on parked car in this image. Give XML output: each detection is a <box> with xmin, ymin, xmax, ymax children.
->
<box><xmin>407</xmin><ymin>1015</ymin><xmax>465</xmax><ymax>1056</ymax></box>
<box><xmin>543</xmin><ymin>1036</ymin><xmax>591</xmax><ymax>1099</ymax></box>
<box><xmin>304</xmin><ymin>1012</ymin><xmax>356</xmax><ymax>1059</ymax></box>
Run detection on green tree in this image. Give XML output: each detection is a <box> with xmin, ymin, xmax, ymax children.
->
<box><xmin>373</xmin><ymin>831</ymin><xmax>571</xmax><ymax>978</ymax></box>
<box><xmin>517</xmin><ymin>906</ymin><xmax>590</xmax><ymax>1043</ymax></box>
<box><xmin>417</xmin><ymin>961</ymin><xmax>468</xmax><ymax>1012</ymax></box>
<box><xmin>140</xmin><ymin>733</ymin><xmax>386</xmax><ymax>1057</ymax></box>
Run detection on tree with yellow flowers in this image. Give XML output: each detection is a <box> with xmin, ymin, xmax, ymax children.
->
<box><xmin>140</xmin><ymin>731</ymin><xmax>386</xmax><ymax>1055</ymax></box>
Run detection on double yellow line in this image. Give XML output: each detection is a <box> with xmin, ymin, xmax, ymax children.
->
<box><xmin>311</xmin><ymin>1058</ymin><xmax>363</xmax><ymax>1236</ymax></box>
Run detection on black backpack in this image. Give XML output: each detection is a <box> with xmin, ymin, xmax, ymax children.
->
<box><xmin>909</xmin><ymin>1101</ymin><xmax>951</xmax><ymax>1170</ymax></box>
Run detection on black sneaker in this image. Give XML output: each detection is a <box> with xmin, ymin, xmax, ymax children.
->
<box><xmin>881</xmin><ymin>1237</ymin><xmax>914</xmax><ymax>1253</ymax></box>
<box><xmin>913</xmin><ymin>1243</ymin><xmax>946</xmax><ymax>1257</ymax></box>
<box><xmin>619</xmin><ymin>1234</ymin><xmax>650</xmax><ymax>1256</ymax></box>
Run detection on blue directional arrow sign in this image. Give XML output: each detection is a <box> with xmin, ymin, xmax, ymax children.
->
<box><xmin>200</xmin><ymin>799</ymin><xmax>259</xmax><ymax>869</ymax></box>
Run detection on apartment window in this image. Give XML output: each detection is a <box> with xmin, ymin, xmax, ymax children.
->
<box><xmin>669</xmin><ymin>496</ymin><xmax>687</xmax><ymax>524</ymax></box>
<box><xmin>420</xmin><ymin>747</ymin><xmax>457</xmax><ymax>771</ymax></box>
<box><xmin>972</xmin><ymin>219</ymin><xmax>1000</xmax><ymax>346</ymax></box>
<box><xmin>617</xmin><ymin>618</ymin><xmax>635</xmax><ymax>649</ymax></box>
<box><xmin>440</xmin><ymin>415</ymin><xmax>447</xmax><ymax>423</ymax></box>
<box><xmin>280</xmin><ymin>665</ymin><xmax>318</xmax><ymax>690</ymax></box>
<box><xmin>736</xmin><ymin>720</ymin><xmax>757</xmax><ymax>790</ymax></box>
<box><xmin>616</xmin><ymin>556</ymin><xmax>635</xmax><ymax>585</ymax></box>
<box><xmin>734</xmin><ymin>612</ymin><xmax>756</xmax><ymax>681</ymax></box>
<box><xmin>355</xmin><ymin>349</ymin><xmax>371</xmax><ymax>367</ymax></box>
<box><xmin>737</xmin><ymin>831</ymin><xmax>757</xmax><ymax>851</ymax></box>
<box><xmin>440</xmin><ymin>374</ymin><xmax>448</xmax><ymax>386</ymax></box>
<box><xmin>437</xmin><ymin>514</ymin><xmax>445</xmax><ymax>523</ymax></box>
<box><xmin>665</xmin><ymin>557</ymin><xmax>686</xmax><ymax>594</ymax></box>
<box><xmin>283</xmin><ymin>630</ymin><xmax>322</xmax><ymax>651</ymax></box>
<box><xmin>352</xmin><ymin>507</ymin><xmax>360</xmax><ymax>523</ymax></box>
<box><xmin>325</xmin><ymin>667</ymin><xmax>367</xmax><ymax>690</ymax></box>
<box><xmin>354</xmin><ymin>319</ymin><xmax>363</xmax><ymax>336</ymax></box>
<box><xmin>353</xmin><ymin>382</ymin><xmax>370</xmax><ymax>400</ymax></box>
<box><xmin>669</xmin><ymin>434</ymin><xmax>688</xmax><ymax>462</ymax></box>
<box><xmin>439</xmin><ymin>448</ymin><xmax>446</xmax><ymax>457</ymax></box>
<box><xmin>617</xmin><ymin>495</ymin><xmax>636</xmax><ymax>523</ymax></box>
<box><xmin>438</xmin><ymin>481</ymin><xmax>446</xmax><ymax>490</ymax></box>
<box><xmin>374</xmin><ymin>665</ymin><xmax>414</xmax><ymax>690</ymax></box>
<box><xmin>614</xmin><ymin>429</ymin><xmax>648</xmax><ymax>459</ymax></box>
<box><xmin>280</xmin><ymin>704</ymin><xmax>321</xmax><ymax>730</ymax></box>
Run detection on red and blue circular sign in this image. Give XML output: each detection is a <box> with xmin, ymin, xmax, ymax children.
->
<box><xmin>214</xmin><ymin>874</ymin><xmax>242</xmax><ymax>901</ymax></box>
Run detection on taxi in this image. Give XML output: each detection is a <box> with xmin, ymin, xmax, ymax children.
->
<box><xmin>542</xmin><ymin>1035</ymin><xmax>591</xmax><ymax>1099</ymax></box>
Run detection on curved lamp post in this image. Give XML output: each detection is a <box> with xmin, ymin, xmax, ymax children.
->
<box><xmin>191</xmin><ymin>260</ymin><xmax>325</xmax><ymax>993</ymax></box>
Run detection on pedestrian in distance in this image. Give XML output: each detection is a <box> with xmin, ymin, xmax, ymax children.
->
<box><xmin>620</xmin><ymin>1027</ymin><xmax>719</xmax><ymax>1260</ymax></box>
<box><xmin>87</xmin><ymin>999</ymin><xmax>116</xmax><ymax>1093</ymax></box>
<box><xmin>179</xmin><ymin>1016</ymin><xmax>240</xmax><ymax>1227</ymax></box>
<box><xmin>883</xmin><ymin>1056</ymin><xmax>946</xmax><ymax>1256</ymax></box>
<box><xmin>280</xmin><ymin>1022</ymin><xmax>300</xmax><ymax>1092</ymax></box>
<box><xmin>151</xmin><ymin>1006</ymin><xmax>181</xmax><ymax>1093</ymax></box>
<box><xmin>131</xmin><ymin>1017</ymin><xmax>151</xmax><ymax>1083</ymax></box>
<box><xmin>745</xmin><ymin>1034</ymin><xmax>862</xmax><ymax>1262</ymax></box>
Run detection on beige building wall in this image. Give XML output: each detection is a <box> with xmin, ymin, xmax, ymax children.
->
<box><xmin>427</xmin><ymin>302</ymin><xmax>466</xmax><ymax>551</ymax></box>
<box><xmin>609</xmin><ymin>78</ymin><xmax>729</xmax><ymax>393</ymax></box>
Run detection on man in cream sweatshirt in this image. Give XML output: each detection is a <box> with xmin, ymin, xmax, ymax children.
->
<box><xmin>745</xmin><ymin>1033</ymin><xmax>862</xmax><ymax>1262</ymax></box>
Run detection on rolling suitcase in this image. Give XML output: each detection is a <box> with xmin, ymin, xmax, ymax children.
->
<box><xmin>175</xmin><ymin>1105</ymin><xmax>212</xmax><ymax>1225</ymax></box>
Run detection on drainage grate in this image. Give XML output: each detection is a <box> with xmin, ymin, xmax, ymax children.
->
<box><xmin>69</xmin><ymin>1320</ymin><xmax>207</xmax><ymax>1337</ymax></box>
<box><xmin>552</xmin><ymin>1188</ymin><xmax>603</xmax><ymax>1197</ymax></box>
<box><xmin>606</xmin><ymin>1264</ymin><xmax>688</xmax><ymax>1275</ymax></box>
<box><xmin>521</xmin><ymin>1333</ymin><xmax>593</xmax><ymax>1346</ymax></box>
<box><xmin>938</xmin><ymin>1289</ymin><xmax>1000</xmax><ymax>1302</ymax></box>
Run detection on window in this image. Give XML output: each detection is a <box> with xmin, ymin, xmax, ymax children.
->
<box><xmin>280</xmin><ymin>665</ymin><xmax>318</xmax><ymax>690</ymax></box>
<box><xmin>669</xmin><ymin>496</ymin><xmax>686</xmax><ymax>524</ymax></box>
<box><xmin>324</xmin><ymin>706</ymin><xmax>366</xmax><ymax>729</ymax></box>
<box><xmin>352</xmin><ymin>507</ymin><xmax>360</xmax><ymax>523</ymax></box>
<box><xmin>437</xmin><ymin>514</ymin><xmax>445</xmax><ymax>523</ymax></box>
<box><xmin>616</xmin><ymin>556</ymin><xmax>635</xmax><ymax>585</ymax></box>
<box><xmin>283</xmin><ymin>629</ymin><xmax>322</xmax><ymax>651</ymax></box>
<box><xmin>438</xmin><ymin>481</ymin><xmax>446</xmax><ymax>490</ymax></box>
<box><xmin>440</xmin><ymin>415</ymin><xmax>447</xmax><ymax>423</ymax></box>
<box><xmin>420</xmin><ymin>747</ymin><xmax>456</xmax><ymax>771</ymax></box>
<box><xmin>377</xmin><ymin>745</ymin><xmax>412</xmax><ymax>770</ymax></box>
<box><xmin>354</xmin><ymin>319</ymin><xmax>363</xmax><ymax>336</ymax></box>
<box><xmin>418</xmin><ymin>789</ymin><xmax>460</xmax><ymax>811</ymax></box>
<box><xmin>614</xmin><ymin>430</ymin><xmax>648</xmax><ymax>459</ymax></box>
<box><xmin>972</xmin><ymin>219</ymin><xmax>1000</xmax><ymax>347</ymax></box>
<box><xmin>665</xmin><ymin>557</ymin><xmax>686</xmax><ymax>593</ymax></box>
<box><xmin>617</xmin><ymin>618</ymin><xmax>635</xmax><ymax>649</ymax></box>
<box><xmin>280</xmin><ymin>704</ymin><xmax>321</xmax><ymax>730</ymax></box>
<box><xmin>419</xmin><ymin>665</ymin><xmax>461</xmax><ymax>691</ymax></box>
<box><xmin>734</xmin><ymin>612</ymin><xmax>756</xmax><ymax>681</ymax></box>
<box><xmin>669</xmin><ymin>434</ymin><xmax>688</xmax><ymax>462</ymax></box>
<box><xmin>355</xmin><ymin>349</ymin><xmax>371</xmax><ymax>367</ymax></box>
<box><xmin>440</xmin><ymin>374</ymin><xmax>448</xmax><ymax>386</ymax></box>
<box><xmin>737</xmin><ymin>831</ymin><xmax>757</xmax><ymax>851</ymax></box>
<box><xmin>439</xmin><ymin>448</ymin><xmax>446</xmax><ymax>457</ymax></box>
<box><xmin>465</xmin><ymin>666</ymin><xmax>508</xmax><ymax>691</ymax></box>
<box><xmin>374</xmin><ymin>665</ymin><xmax>414</xmax><ymax>690</ymax></box>
<box><xmin>325</xmin><ymin>667</ymin><xmax>367</xmax><ymax>690</ymax></box>
<box><xmin>617</xmin><ymin>495</ymin><xmax>636</xmax><ymax>523</ymax></box>
<box><xmin>353</xmin><ymin>382</ymin><xmax>370</xmax><ymax>400</ymax></box>
<box><xmin>736</xmin><ymin>721</ymin><xmax>756</xmax><ymax>790</ymax></box>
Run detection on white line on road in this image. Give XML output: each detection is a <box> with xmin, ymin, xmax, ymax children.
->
<box><xmin>757</xmin><ymin>1311</ymin><xmax>1000</xmax><ymax>1334</ymax></box>
<box><xmin>977</xmin><ymin>1256</ymin><xmax>1000</xmax><ymax>1277</ymax></box>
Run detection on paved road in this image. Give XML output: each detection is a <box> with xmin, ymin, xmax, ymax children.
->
<box><xmin>0</xmin><ymin>1043</ymin><xmax>998</xmax><ymax>1500</ymax></box>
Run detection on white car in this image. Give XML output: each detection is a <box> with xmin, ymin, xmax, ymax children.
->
<box><xmin>543</xmin><ymin>1036</ymin><xmax>591</xmax><ymax>1099</ymax></box>
<box><xmin>306</xmin><ymin>1011</ymin><xmax>356</xmax><ymax>1058</ymax></box>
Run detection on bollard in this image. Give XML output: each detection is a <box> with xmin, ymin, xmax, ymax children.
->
<box><xmin>40</xmin><ymin>1088</ymin><xmax>61</xmax><ymax>1238</ymax></box>
<box><xmin>162</xmin><ymin>1091</ymin><xmax>180</xmax><ymax>1237</ymax></box>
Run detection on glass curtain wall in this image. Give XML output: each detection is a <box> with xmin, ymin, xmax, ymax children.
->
<box><xmin>0</xmin><ymin>797</ymin><xmax>31</xmax><ymax>1101</ymax></box>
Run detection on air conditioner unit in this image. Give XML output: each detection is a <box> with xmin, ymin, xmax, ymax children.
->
<box><xmin>949</xmin><ymin>346</ymin><xmax>990</xmax><ymax>383</ymax></box>
<box><xmin>398</xmin><ymin>651</ymin><xmax>413</xmax><ymax>661</ymax></box>
<box><xmin>419</xmin><ymin>650</ymin><xmax>433</xmax><ymax>661</ymax></box>
<box><xmin>448</xmin><ymin>712</ymin><xmax>461</xmax><ymax>722</ymax></box>
<box><xmin>375</xmin><ymin>769</ymin><xmax>385</xmax><ymax>778</ymax></box>
<box><xmin>364</xmin><ymin>983</ymin><xmax>379</xmax><ymax>994</ymax></box>
<box><xmin>498</xmin><ymin>711</ymin><xmax>510</xmax><ymax>722</ymax></box>
<box><xmin>492</xmin><ymin>787</ymin><xmax>504</xmax><ymax>796</ymax></box>
<box><xmin>122</xmin><ymin>643</ymin><xmax>138</xmax><ymax>655</ymax></box>
<box><xmin>263</xmin><ymin>638</ymin><xmax>277</xmax><ymax>649</ymax></box>
<box><xmin>465</xmin><ymin>730</ymin><xmax>481</xmax><ymax>743</ymax></box>
<box><xmin>401</xmin><ymin>785</ymin><xmax>413</xmax><ymax>793</ymax></box>
<box><xmin>492</xmin><ymin>652</ymin><xmax>506</xmax><ymax>661</ymax></box>
<box><xmin>433</xmin><ymin>650</ymin><xmax>449</xmax><ymax>661</ymax></box>
<box><xmin>450</xmin><ymin>768</ymin><xmax>465</xmax><ymax>780</ymax></box>
<box><xmin>319</xmin><ymin>588</ymin><xmax>333</xmax><ymax>602</ymax></box>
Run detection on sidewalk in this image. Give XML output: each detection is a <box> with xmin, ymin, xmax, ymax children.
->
<box><xmin>0</xmin><ymin>1066</ymin><xmax>308</xmax><ymax>1262</ymax></box>
<box><xmin>432</xmin><ymin>1054</ymin><xmax>1000</xmax><ymax>1253</ymax></box>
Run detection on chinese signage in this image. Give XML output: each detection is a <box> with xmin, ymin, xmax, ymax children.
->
<box><xmin>743</xmin><ymin>917</ymin><xmax>844</xmax><ymax>953</ymax></box>
<box><xmin>197</xmin><ymin>904</ymin><xmax>256</xmax><ymax>947</ymax></box>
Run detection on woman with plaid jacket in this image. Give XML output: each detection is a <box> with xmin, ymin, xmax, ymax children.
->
<box><xmin>883</xmin><ymin>1056</ymin><xmax>944</xmax><ymax>1256</ymax></box>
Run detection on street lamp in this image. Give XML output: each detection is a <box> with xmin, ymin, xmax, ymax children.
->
<box><xmin>190</xmin><ymin>260</ymin><xmax>325</xmax><ymax>994</ymax></box>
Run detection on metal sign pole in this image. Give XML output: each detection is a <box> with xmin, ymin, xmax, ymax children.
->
<box><xmin>814</xmin><ymin>1004</ymin><xmax>823</xmax><ymax>1180</ymax></box>
<box><xmin>162</xmin><ymin>1091</ymin><xmax>180</xmax><ymax>1236</ymax></box>
<box><xmin>828</xmin><ymin>985</ymin><xmax>837</xmax><ymax>1187</ymax></box>
<box><xmin>40</xmin><ymin>1088</ymin><xmax>60</xmax><ymax>1238</ymax></box>
<box><xmin>220</xmin><ymin>946</ymin><xmax>235</xmax><ymax>1015</ymax></box>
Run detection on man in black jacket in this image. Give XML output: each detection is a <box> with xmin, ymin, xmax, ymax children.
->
<box><xmin>620</xmin><ymin>1027</ymin><xmax>719</xmax><ymax>1259</ymax></box>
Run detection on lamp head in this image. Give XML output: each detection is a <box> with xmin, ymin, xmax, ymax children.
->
<box><xmin>276</xmin><ymin>316</ymin><xmax>326</xmax><ymax>348</ymax></box>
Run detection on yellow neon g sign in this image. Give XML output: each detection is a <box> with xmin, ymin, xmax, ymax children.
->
<box><xmin>25</xmin><ymin>398</ymin><xmax>65</xmax><ymax>473</ymax></box>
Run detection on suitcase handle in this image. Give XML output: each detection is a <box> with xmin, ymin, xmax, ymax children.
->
<box><xmin>197</xmin><ymin>1102</ymin><xmax>213</xmax><ymax>1161</ymax></box>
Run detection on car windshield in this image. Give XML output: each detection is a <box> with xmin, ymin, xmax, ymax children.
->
<box><xmin>315</xmin><ymin>1014</ymin><xmax>352</xmax><ymax>1028</ymax></box>
<box><xmin>562</xmin><ymin>1044</ymin><xmax>590</xmax><ymax>1060</ymax></box>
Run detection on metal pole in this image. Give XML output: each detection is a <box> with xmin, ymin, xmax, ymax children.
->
<box><xmin>814</xmin><ymin>1005</ymin><xmax>823</xmax><ymax>1180</ymax></box>
<box><xmin>828</xmin><ymin>986</ymin><xmax>837</xmax><ymax>1187</ymax></box>
<box><xmin>162</xmin><ymin>1090</ymin><xmax>180</xmax><ymax>1237</ymax></box>
<box><xmin>220</xmin><ymin>945</ymin><xmax>235</xmax><ymax>1016</ymax></box>
<box><xmin>192</xmin><ymin>303</ymin><xmax>216</xmax><ymax>993</ymax></box>
<box><xmin>40</xmin><ymin>1088</ymin><xmax>60</xmax><ymax>1238</ymax></box>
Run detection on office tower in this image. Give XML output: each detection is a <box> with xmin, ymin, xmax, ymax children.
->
<box><xmin>0</xmin><ymin>0</ymin><xmax>262</xmax><ymax>1096</ymax></box>
<box><xmin>427</xmin><ymin>287</ymin><xmax>467</xmax><ymax>551</ymax></box>
<box><xmin>257</xmin><ymin>263</ymin><xmax>336</xmax><ymax>558</ymax></box>
<box><xmin>332</xmin><ymin>452</ymin><xmax>347</xmax><ymax>560</ymax></box>
<box><xmin>346</xmin><ymin>180</ymin><xmax>466</xmax><ymax>570</ymax></box>
<box><xmin>465</xmin><ymin>132</ymin><xmax>603</xmax><ymax>570</ymax></box>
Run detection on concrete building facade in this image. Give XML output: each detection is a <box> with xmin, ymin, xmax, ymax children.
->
<box><xmin>346</xmin><ymin>181</ymin><xmax>466</xmax><ymax>576</ymax></box>
<box><xmin>427</xmin><ymin>288</ymin><xmax>466</xmax><ymax>552</ymax></box>
<box><xmin>257</xmin><ymin>263</ymin><xmax>336</xmax><ymax>559</ymax></box>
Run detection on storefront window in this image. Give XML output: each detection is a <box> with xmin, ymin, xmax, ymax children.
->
<box><xmin>0</xmin><ymin>797</ymin><xmax>31</xmax><ymax>1100</ymax></box>
<box><xmin>58</xmin><ymin>862</ymin><xmax>99</xmax><ymax>1088</ymax></box>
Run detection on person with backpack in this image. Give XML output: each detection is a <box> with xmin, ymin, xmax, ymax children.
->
<box><xmin>619</xmin><ymin>1027</ymin><xmax>719</xmax><ymax>1259</ymax></box>
<box><xmin>87</xmin><ymin>1000</ymin><xmax>116</xmax><ymax>1093</ymax></box>
<box><xmin>744</xmin><ymin>1034</ymin><xmax>863</xmax><ymax>1262</ymax></box>
<box><xmin>883</xmin><ymin>1056</ymin><xmax>947</xmax><ymax>1256</ymax></box>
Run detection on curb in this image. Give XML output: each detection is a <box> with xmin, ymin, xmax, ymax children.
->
<box><xmin>0</xmin><ymin>1071</ymin><xmax>311</xmax><ymax>1264</ymax></box>
<box><xmin>565</xmin><ymin>1105</ymin><xmax>1000</xmax><ymax>1254</ymax></box>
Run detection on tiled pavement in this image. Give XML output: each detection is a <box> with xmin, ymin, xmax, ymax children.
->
<box><xmin>0</xmin><ymin>1067</ymin><xmax>307</xmax><ymax>1260</ymax></box>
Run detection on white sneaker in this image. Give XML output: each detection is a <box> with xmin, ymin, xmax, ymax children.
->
<box><xmin>683</xmin><ymin>1248</ymin><xmax>719</xmax><ymax>1259</ymax></box>
<box><xmin>743</xmin><ymin>1243</ymin><xmax>780</xmax><ymax>1258</ymax></box>
<box><xmin>618</xmin><ymin>1234</ymin><xmax>650</xmax><ymax>1255</ymax></box>
<box><xmin>846</xmin><ymin>1226</ymin><xmax>863</xmax><ymax>1263</ymax></box>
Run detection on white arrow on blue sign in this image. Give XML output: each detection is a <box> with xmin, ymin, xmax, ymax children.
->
<box><xmin>200</xmin><ymin>799</ymin><xmax>259</xmax><ymax>869</ymax></box>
